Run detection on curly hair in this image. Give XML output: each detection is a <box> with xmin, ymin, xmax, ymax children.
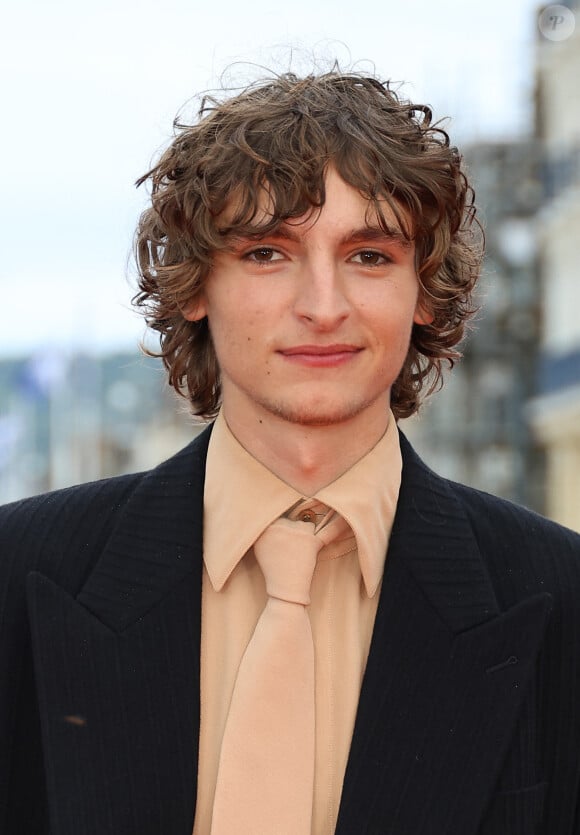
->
<box><xmin>133</xmin><ymin>70</ymin><xmax>482</xmax><ymax>420</ymax></box>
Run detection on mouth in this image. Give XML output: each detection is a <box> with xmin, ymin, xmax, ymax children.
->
<box><xmin>278</xmin><ymin>345</ymin><xmax>362</xmax><ymax>367</ymax></box>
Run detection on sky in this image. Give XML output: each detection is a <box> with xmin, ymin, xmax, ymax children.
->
<box><xmin>1</xmin><ymin>0</ymin><xmax>544</xmax><ymax>357</ymax></box>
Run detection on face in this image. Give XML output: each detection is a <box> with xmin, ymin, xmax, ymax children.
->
<box><xmin>185</xmin><ymin>167</ymin><xmax>430</xmax><ymax>431</ymax></box>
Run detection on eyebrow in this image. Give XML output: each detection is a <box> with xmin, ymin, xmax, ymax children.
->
<box><xmin>339</xmin><ymin>226</ymin><xmax>413</xmax><ymax>250</ymax></box>
<box><xmin>227</xmin><ymin>223</ymin><xmax>413</xmax><ymax>250</ymax></box>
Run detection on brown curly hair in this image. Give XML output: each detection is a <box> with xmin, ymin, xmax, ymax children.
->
<box><xmin>133</xmin><ymin>70</ymin><xmax>482</xmax><ymax>420</ymax></box>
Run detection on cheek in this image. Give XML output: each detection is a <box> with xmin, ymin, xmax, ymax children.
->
<box><xmin>208</xmin><ymin>304</ymin><xmax>262</xmax><ymax>358</ymax></box>
<box><xmin>370</xmin><ymin>300</ymin><xmax>418</xmax><ymax>340</ymax></box>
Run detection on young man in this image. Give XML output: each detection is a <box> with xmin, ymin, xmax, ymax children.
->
<box><xmin>1</xmin><ymin>71</ymin><xmax>580</xmax><ymax>835</ymax></box>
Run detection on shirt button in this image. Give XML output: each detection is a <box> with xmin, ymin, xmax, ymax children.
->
<box><xmin>300</xmin><ymin>511</ymin><xmax>314</xmax><ymax>522</ymax></box>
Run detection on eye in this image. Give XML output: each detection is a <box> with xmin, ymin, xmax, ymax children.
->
<box><xmin>244</xmin><ymin>247</ymin><xmax>285</xmax><ymax>263</ymax></box>
<box><xmin>350</xmin><ymin>250</ymin><xmax>390</xmax><ymax>266</ymax></box>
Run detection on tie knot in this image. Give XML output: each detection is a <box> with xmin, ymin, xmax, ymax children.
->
<box><xmin>288</xmin><ymin>498</ymin><xmax>354</xmax><ymax>551</ymax></box>
<box><xmin>253</xmin><ymin>516</ymin><xmax>322</xmax><ymax>605</ymax></box>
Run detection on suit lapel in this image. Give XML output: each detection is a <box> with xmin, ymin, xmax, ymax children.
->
<box><xmin>27</xmin><ymin>426</ymin><xmax>213</xmax><ymax>835</ymax></box>
<box><xmin>336</xmin><ymin>435</ymin><xmax>552</xmax><ymax>835</ymax></box>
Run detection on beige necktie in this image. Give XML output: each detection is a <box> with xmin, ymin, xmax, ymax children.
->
<box><xmin>210</xmin><ymin>501</ymin><xmax>350</xmax><ymax>835</ymax></box>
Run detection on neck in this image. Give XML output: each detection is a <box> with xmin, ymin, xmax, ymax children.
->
<box><xmin>221</xmin><ymin>402</ymin><xmax>391</xmax><ymax>495</ymax></box>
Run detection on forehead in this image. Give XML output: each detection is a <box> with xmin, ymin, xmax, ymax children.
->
<box><xmin>217</xmin><ymin>167</ymin><xmax>414</xmax><ymax>243</ymax></box>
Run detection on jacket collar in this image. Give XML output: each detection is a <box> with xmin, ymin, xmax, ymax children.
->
<box><xmin>75</xmin><ymin>424</ymin><xmax>213</xmax><ymax>631</ymax></box>
<box><xmin>75</xmin><ymin>426</ymin><xmax>501</xmax><ymax>638</ymax></box>
<box><xmin>391</xmin><ymin>432</ymin><xmax>501</xmax><ymax>633</ymax></box>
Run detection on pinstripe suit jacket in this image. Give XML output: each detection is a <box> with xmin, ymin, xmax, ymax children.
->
<box><xmin>1</xmin><ymin>426</ymin><xmax>580</xmax><ymax>834</ymax></box>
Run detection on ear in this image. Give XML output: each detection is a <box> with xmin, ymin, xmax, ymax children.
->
<box><xmin>413</xmin><ymin>302</ymin><xmax>434</xmax><ymax>326</ymax></box>
<box><xmin>182</xmin><ymin>297</ymin><xmax>207</xmax><ymax>322</ymax></box>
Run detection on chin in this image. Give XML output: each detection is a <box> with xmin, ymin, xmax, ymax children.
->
<box><xmin>264</xmin><ymin>397</ymin><xmax>375</xmax><ymax>427</ymax></box>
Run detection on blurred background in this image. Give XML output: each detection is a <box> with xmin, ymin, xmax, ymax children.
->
<box><xmin>1</xmin><ymin>0</ymin><xmax>579</xmax><ymax>531</ymax></box>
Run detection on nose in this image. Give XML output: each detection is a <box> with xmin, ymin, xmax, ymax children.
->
<box><xmin>293</xmin><ymin>257</ymin><xmax>351</xmax><ymax>330</ymax></box>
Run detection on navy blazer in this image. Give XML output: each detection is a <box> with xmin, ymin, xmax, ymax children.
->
<box><xmin>1</xmin><ymin>426</ymin><xmax>580</xmax><ymax>834</ymax></box>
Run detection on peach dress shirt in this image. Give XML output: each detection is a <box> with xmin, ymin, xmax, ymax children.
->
<box><xmin>193</xmin><ymin>410</ymin><xmax>402</xmax><ymax>835</ymax></box>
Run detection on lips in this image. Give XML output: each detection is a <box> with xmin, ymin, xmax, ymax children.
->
<box><xmin>280</xmin><ymin>344</ymin><xmax>361</xmax><ymax>356</ymax></box>
<box><xmin>278</xmin><ymin>345</ymin><xmax>362</xmax><ymax>367</ymax></box>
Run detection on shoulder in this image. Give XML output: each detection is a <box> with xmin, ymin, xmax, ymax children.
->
<box><xmin>0</xmin><ymin>471</ymin><xmax>147</xmax><ymax>593</ymax></box>
<box><xmin>400</xmin><ymin>430</ymin><xmax>579</xmax><ymax>556</ymax></box>
<box><xmin>447</xmin><ymin>476</ymin><xmax>580</xmax><ymax>555</ymax></box>
<box><xmin>445</xmin><ymin>477</ymin><xmax>580</xmax><ymax>610</ymax></box>
<box><xmin>0</xmin><ymin>424</ymin><xmax>213</xmax><ymax>592</ymax></box>
<box><xmin>399</xmin><ymin>431</ymin><xmax>580</xmax><ymax>609</ymax></box>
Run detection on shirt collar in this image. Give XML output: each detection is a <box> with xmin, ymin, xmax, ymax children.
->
<box><xmin>203</xmin><ymin>411</ymin><xmax>402</xmax><ymax>597</ymax></box>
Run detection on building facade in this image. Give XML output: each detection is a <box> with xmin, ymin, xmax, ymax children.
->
<box><xmin>404</xmin><ymin>138</ymin><xmax>545</xmax><ymax>513</ymax></box>
<box><xmin>528</xmin><ymin>0</ymin><xmax>580</xmax><ymax>531</ymax></box>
